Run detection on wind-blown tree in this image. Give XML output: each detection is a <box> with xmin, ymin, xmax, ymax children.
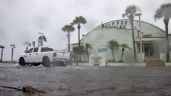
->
<box><xmin>108</xmin><ymin>40</ymin><xmax>120</xmax><ymax>62</ymax></box>
<box><xmin>85</xmin><ymin>43</ymin><xmax>93</xmax><ymax>62</ymax></box>
<box><xmin>38</xmin><ymin>35</ymin><xmax>47</xmax><ymax>46</ymax></box>
<box><xmin>32</xmin><ymin>41</ymin><xmax>36</xmax><ymax>47</ymax></box>
<box><xmin>72</xmin><ymin>45</ymin><xmax>85</xmax><ymax>63</ymax></box>
<box><xmin>122</xmin><ymin>5</ymin><xmax>139</xmax><ymax>62</ymax></box>
<box><xmin>10</xmin><ymin>44</ymin><xmax>15</xmax><ymax>63</ymax></box>
<box><xmin>23</xmin><ymin>41</ymin><xmax>31</xmax><ymax>52</ymax></box>
<box><xmin>0</xmin><ymin>45</ymin><xmax>5</xmax><ymax>62</ymax></box>
<box><xmin>154</xmin><ymin>3</ymin><xmax>171</xmax><ymax>62</ymax></box>
<box><xmin>71</xmin><ymin>16</ymin><xmax>87</xmax><ymax>62</ymax></box>
<box><xmin>119</xmin><ymin>43</ymin><xmax>131</xmax><ymax>62</ymax></box>
<box><xmin>62</xmin><ymin>24</ymin><xmax>75</xmax><ymax>52</ymax></box>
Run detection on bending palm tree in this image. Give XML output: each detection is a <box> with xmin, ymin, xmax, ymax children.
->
<box><xmin>71</xmin><ymin>16</ymin><xmax>87</xmax><ymax>62</ymax></box>
<box><xmin>73</xmin><ymin>45</ymin><xmax>85</xmax><ymax>63</ymax></box>
<box><xmin>119</xmin><ymin>43</ymin><xmax>131</xmax><ymax>62</ymax></box>
<box><xmin>23</xmin><ymin>41</ymin><xmax>31</xmax><ymax>52</ymax></box>
<box><xmin>108</xmin><ymin>40</ymin><xmax>119</xmax><ymax>62</ymax></box>
<box><xmin>123</xmin><ymin>5</ymin><xmax>138</xmax><ymax>62</ymax></box>
<box><xmin>62</xmin><ymin>25</ymin><xmax>75</xmax><ymax>52</ymax></box>
<box><xmin>85</xmin><ymin>43</ymin><xmax>93</xmax><ymax>62</ymax></box>
<box><xmin>154</xmin><ymin>3</ymin><xmax>171</xmax><ymax>62</ymax></box>
<box><xmin>38</xmin><ymin>34</ymin><xmax>47</xmax><ymax>46</ymax></box>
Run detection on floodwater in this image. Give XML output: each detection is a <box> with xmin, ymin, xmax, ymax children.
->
<box><xmin>0</xmin><ymin>63</ymin><xmax>171</xmax><ymax>96</ymax></box>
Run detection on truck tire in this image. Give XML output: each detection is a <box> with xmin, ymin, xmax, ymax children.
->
<box><xmin>42</xmin><ymin>57</ymin><xmax>51</xmax><ymax>67</ymax></box>
<box><xmin>19</xmin><ymin>57</ymin><xmax>26</xmax><ymax>66</ymax></box>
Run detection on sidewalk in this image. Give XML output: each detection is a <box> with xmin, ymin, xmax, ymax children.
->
<box><xmin>72</xmin><ymin>62</ymin><xmax>171</xmax><ymax>67</ymax></box>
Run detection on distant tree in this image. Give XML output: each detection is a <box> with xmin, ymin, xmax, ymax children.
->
<box><xmin>38</xmin><ymin>34</ymin><xmax>47</xmax><ymax>46</ymax></box>
<box><xmin>72</xmin><ymin>45</ymin><xmax>85</xmax><ymax>63</ymax></box>
<box><xmin>32</xmin><ymin>41</ymin><xmax>36</xmax><ymax>47</ymax></box>
<box><xmin>154</xmin><ymin>3</ymin><xmax>171</xmax><ymax>62</ymax></box>
<box><xmin>123</xmin><ymin>5</ymin><xmax>139</xmax><ymax>62</ymax></box>
<box><xmin>71</xmin><ymin>16</ymin><xmax>87</xmax><ymax>62</ymax></box>
<box><xmin>108</xmin><ymin>40</ymin><xmax>119</xmax><ymax>62</ymax></box>
<box><xmin>23</xmin><ymin>41</ymin><xmax>31</xmax><ymax>51</ymax></box>
<box><xmin>85</xmin><ymin>43</ymin><xmax>93</xmax><ymax>62</ymax></box>
<box><xmin>119</xmin><ymin>43</ymin><xmax>131</xmax><ymax>62</ymax></box>
<box><xmin>62</xmin><ymin>24</ymin><xmax>75</xmax><ymax>52</ymax></box>
<box><xmin>10</xmin><ymin>44</ymin><xmax>16</xmax><ymax>63</ymax></box>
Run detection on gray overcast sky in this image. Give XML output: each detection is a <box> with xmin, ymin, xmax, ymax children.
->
<box><xmin>0</xmin><ymin>0</ymin><xmax>171</xmax><ymax>60</ymax></box>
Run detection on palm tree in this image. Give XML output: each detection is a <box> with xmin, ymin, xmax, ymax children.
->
<box><xmin>0</xmin><ymin>45</ymin><xmax>5</xmax><ymax>62</ymax></box>
<box><xmin>85</xmin><ymin>43</ymin><xmax>93</xmax><ymax>62</ymax></box>
<box><xmin>62</xmin><ymin>24</ymin><xmax>75</xmax><ymax>52</ymax></box>
<box><xmin>108</xmin><ymin>40</ymin><xmax>119</xmax><ymax>62</ymax></box>
<box><xmin>71</xmin><ymin>16</ymin><xmax>87</xmax><ymax>61</ymax></box>
<box><xmin>10</xmin><ymin>44</ymin><xmax>15</xmax><ymax>63</ymax></box>
<box><xmin>123</xmin><ymin>5</ymin><xmax>139</xmax><ymax>62</ymax></box>
<box><xmin>38</xmin><ymin>34</ymin><xmax>47</xmax><ymax>46</ymax></box>
<box><xmin>32</xmin><ymin>41</ymin><xmax>36</xmax><ymax>47</ymax></box>
<box><xmin>119</xmin><ymin>43</ymin><xmax>131</xmax><ymax>62</ymax></box>
<box><xmin>154</xmin><ymin>3</ymin><xmax>171</xmax><ymax>62</ymax></box>
<box><xmin>23</xmin><ymin>41</ymin><xmax>31</xmax><ymax>52</ymax></box>
<box><xmin>72</xmin><ymin>45</ymin><xmax>85</xmax><ymax>63</ymax></box>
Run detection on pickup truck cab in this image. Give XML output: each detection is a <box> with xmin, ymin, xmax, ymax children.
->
<box><xmin>19</xmin><ymin>47</ymin><xmax>70</xmax><ymax>67</ymax></box>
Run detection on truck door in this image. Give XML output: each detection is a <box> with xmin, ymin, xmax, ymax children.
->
<box><xmin>24</xmin><ymin>48</ymin><xmax>33</xmax><ymax>63</ymax></box>
<box><xmin>31</xmin><ymin>47</ymin><xmax>40</xmax><ymax>63</ymax></box>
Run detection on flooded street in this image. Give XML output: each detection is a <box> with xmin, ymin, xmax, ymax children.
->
<box><xmin>0</xmin><ymin>63</ymin><xmax>171</xmax><ymax>96</ymax></box>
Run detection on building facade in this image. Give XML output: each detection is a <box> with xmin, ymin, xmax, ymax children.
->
<box><xmin>76</xmin><ymin>19</ymin><xmax>168</xmax><ymax>63</ymax></box>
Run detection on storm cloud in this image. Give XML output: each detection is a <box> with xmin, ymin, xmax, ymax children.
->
<box><xmin>0</xmin><ymin>0</ymin><xmax>170</xmax><ymax>60</ymax></box>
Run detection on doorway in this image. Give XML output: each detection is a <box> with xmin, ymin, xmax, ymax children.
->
<box><xmin>144</xmin><ymin>43</ymin><xmax>159</xmax><ymax>58</ymax></box>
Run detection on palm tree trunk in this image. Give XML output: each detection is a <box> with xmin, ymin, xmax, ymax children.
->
<box><xmin>112</xmin><ymin>49</ymin><xmax>115</xmax><ymax>62</ymax></box>
<box><xmin>130</xmin><ymin>14</ymin><xmax>137</xmax><ymax>62</ymax></box>
<box><xmin>120</xmin><ymin>50</ymin><xmax>124</xmax><ymax>61</ymax></box>
<box><xmin>86</xmin><ymin>50</ymin><xmax>89</xmax><ymax>62</ymax></box>
<box><xmin>67</xmin><ymin>32</ymin><xmax>70</xmax><ymax>52</ymax></box>
<box><xmin>77</xmin><ymin>24</ymin><xmax>81</xmax><ymax>62</ymax></box>
<box><xmin>164</xmin><ymin>18</ymin><xmax>169</xmax><ymax>62</ymax></box>
<box><xmin>1</xmin><ymin>48</ymin><xmax>3</xmax><ymax>62</ymax></box>
<box><xmin>11</xmin><ymin>48</ymin><xmax>14</xmax><ymax>63</ymax></box>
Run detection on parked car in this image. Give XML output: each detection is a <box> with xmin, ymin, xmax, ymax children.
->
<box><xmin>19</xmin><ymin>47</ymin><xmax>70</xmax><ymax>67</ymax></box>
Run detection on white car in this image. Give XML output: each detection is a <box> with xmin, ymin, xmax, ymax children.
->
<box><xmin>19</xmin><ymin>47</ymin><xmax>70</xmax><ymax>67</ymax></box>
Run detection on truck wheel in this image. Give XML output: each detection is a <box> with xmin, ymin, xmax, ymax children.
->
<box><xmin>42</xmin><ymin>57</ymin><xmax>51</xmax><ymax>67</ymax></box>
<box><xmin>19</xmin><ymin>58</ymin><xmax>26</xmax><ymax>66</ymax></box>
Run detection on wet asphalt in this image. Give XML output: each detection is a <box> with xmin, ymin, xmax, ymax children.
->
<box><xmin>0</xmin><ymin>63</ymin><xmax>171</xmax><ymax>96</ymax></box>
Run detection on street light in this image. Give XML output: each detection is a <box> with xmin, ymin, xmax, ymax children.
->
<box><xmin>135</xmin><ymin>7</ymin><xmax>143</xmax><ymax>62</ymax></box>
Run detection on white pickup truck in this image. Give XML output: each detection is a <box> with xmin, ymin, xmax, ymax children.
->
<box><xmin>19</xmin><ymin>47</ymin><xmax>70</xmax><ymax>67</ymax></box>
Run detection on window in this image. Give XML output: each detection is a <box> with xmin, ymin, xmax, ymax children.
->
<box><xmin>117</xmin><ymin>21</ymin><xmax>119</xmax><ymax>24</ymax></box>
<box><xmin>33</xmin><ymin>47</ymin><xmax>38</xmax><ymax>52</ymax></box>
<box><xmin>27</xmin><ymin>48</ymin><xmax>33</xmax><ymax>53</ymax></box>
<box><xmin>41</xmin><ymin>47</ymin><xmax>53</xmax><ymax>52</ymax></box>
<box><xmin>125</xmin><ymin>21</ymin><xmax>127</xmax><ymax>24</ymax></box>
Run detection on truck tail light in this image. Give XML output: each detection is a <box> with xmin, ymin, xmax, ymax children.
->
<box><xmin>53</xmin><ymin>53</ymin><xmax>57</xmax><ymax>57</ymax></box>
